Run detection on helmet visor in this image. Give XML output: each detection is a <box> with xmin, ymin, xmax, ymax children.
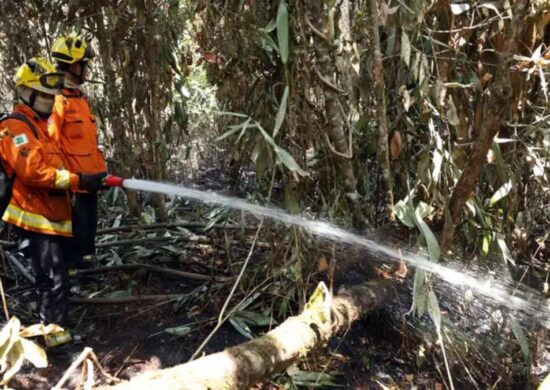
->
<box><xmin>39</xmin><ymin>73</ymin><xmax>64</xmax><ymax>90</ymax></box>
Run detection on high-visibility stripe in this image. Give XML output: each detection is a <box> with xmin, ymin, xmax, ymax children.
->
<box><xmin>2</xmin><ymin>204</ymin><xmax>72</xmax><ymax>236</ymax></box>
<box><xmin>54</xmin><ymin>169</ymin><xmax>70</xmax><ymax>189</ymax></box>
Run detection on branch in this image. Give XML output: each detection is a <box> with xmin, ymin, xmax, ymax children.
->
<box><xmin>313</xmin><ymin>65</ymin><xmax>348</xmax><ymax>95</ymax></box>
<box><xmin>97</xmin><ymin>222</ymin><xmax>256</xmax><ymax>235</ymax></box>
<box><xmin>70</xmin><ymin>294</ymin><xmax>184</xmax><ymax>305</ymax></box>
<box><xmin>75</xmin><ymin>263</ymin><xmax>233</xmax><ymax>283</ymax></box>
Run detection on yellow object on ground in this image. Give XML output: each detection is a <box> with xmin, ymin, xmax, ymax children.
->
<box><xmin>44</xmin><ymin>329</ymin><xmax>72</xmax><ymax>347</ymax></box>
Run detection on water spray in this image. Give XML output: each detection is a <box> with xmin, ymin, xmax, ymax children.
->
<box><xmin>105</xmin><ymin>176</ymin><xmax>550</xmax><ymax>328</ymax></box>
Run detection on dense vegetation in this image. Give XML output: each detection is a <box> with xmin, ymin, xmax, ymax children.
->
<box><xmin>0</xmin><ymin>1</ymin><xmax>548</xmax><ymax>388</ymax></box>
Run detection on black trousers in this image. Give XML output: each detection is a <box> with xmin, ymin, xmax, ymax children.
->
<box><xmin>66</xmin><ymin>192</ymin><xmax>98</xmax><ymax>266</ymax></box>
<box><xmin>17</xmin><ymin>229</ymin><xmax>70</xmax><ymax>326</ymax></box>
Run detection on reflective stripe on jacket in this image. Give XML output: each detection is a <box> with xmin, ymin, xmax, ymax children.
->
<box><xmin>0</xmin><ymin>104</ymin><xmax>79</xmax><ymax>236</ymax></box>
<box><xmin>48</xmin><ymin>88</ymin><xmax>107</xmax><ymax>175</ymax></box>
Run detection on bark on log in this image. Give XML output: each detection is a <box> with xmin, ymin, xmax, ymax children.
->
<box><xmin>103</xmin><ymin>280</ymin><xmax>397</xmax><ymax>390</ymax></box>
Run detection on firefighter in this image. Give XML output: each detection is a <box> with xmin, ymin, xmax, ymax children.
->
<box><xmin>48</xmin><ymin>35</ymin><xmax>107</xmax><ymax>270</ymax></box>
<box><xmin>0</xmin><ymin>57</ymin><xmax>106</xmax><ymax>346</ymax></box>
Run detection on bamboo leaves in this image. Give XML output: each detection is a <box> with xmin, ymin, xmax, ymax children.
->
<box><xmin>276</xmin><ymin>0</ymin><xmax>289</xmax><ymax>64</ymax></box>
<box><xmin>217</xmin><ymin>112</ymin><xmax>307</xmax><ymax>177</ymax></box>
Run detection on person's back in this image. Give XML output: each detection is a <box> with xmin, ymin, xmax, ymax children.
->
<box><xmin>49</xmin><ymin>86</ymin><xmax>106</xmax><ymax>175</ymax></box>
<box><xmin>48</xmin><ymin>35</ymin><xmax>107</xmax><ymax>269</ymax></box>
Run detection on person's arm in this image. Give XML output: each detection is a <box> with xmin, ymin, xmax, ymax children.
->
<box><xmin>1</xmin><ymin>119</ymin><xmax>79</xmax><ymax>191</ymax></box>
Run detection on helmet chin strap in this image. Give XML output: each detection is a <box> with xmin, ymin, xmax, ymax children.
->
<box><xmin>20</xmin><ymin>90</ymin><xmax>52</xmax><ymax>119</ymax></box>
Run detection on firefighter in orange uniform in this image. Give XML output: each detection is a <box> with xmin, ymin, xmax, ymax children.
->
<box><xmin>0</xmin><ymin>58</ymin><xmax>106</xmax><ymax>346</ymax></box>
<box><xmin>48</xmin><ymin>35</ymin><xmax>107</xmax><ymax>269</ymax></box>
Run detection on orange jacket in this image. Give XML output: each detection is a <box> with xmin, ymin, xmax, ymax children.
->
<box><xmin>48</xmin><ymin>88</ymin><xmax>107</xmax><ymax>175</ymax></box>
<box><xmin>0</xmin><ymin>105</ymin><xmax>80</xmax><ymax>237</ymax></box>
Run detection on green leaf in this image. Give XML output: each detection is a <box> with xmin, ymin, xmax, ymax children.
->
<box><xmin>291</xmin><ymin>370</ymin><xmax>341</xmax><ymax>387</ymax></box>
<box><xmin>104</xmin><ymin>290</ymin><xmax>130</xmax><ymax>298</ymax></box>
<box><xmin>401</xmin><ymin>31</ymin><xmax>411</xmax><ymax>66</ymax></box>
<box><xmin>275</xmin><ymin>147</ymin><xmax>308</xmax><ymax>176</ymax></box>
<box><xmin>415</xmin><ymin>201</ymin><xmax>434</xmax><ymax>219</ymax></box>
<box><xmin>489</xmin><ymin>180</ymin><xmax>512</xmax><ymax>206</ymax></box>
<box><xmin>276</xmin><ymin>0</ymin><xmax>289</xmax><ymax>64</ymax></box>
<box><xmin>284</xmin><ymin>187</ymin><xmax>300</xmax><ymax>214</ymax></box>
<box><xmin>236</xmin><ymin>311</ymin><xmax>276</xmax><ymax>326</ymax></box>
<box><xmin>273</xmin><ymin>86</ymin><xmax>289</xmax><ymax>137</ymax></box>
<box><xmin>511</xmin><ymin>317</ymin><xmax>530</xmax><ymax>363</ymax></box>
<box><xmin>394</xmin><ymin>199</ymin><xmax>416</xmax><ymax>228</ymax></box>
<box><xmin>414</xmin><ymin>210</ymin><xmax>441</xmax><ymax>262</ymax></box>
<box><xmin>261</xmin><ymin>18</ymin><xmax>277</xmax><ymax>33</ymax></box>
<box><xmin>482</xmin><ymin>233</ymin><xmax>491</xmax><ymax>257</ymax></box>
<box><xmin>235</xmin><ymin>292</ymin><xmax>261</xmax><ymax>311</ymax></box>
<box><xmin>164</xmin><ymin>325</ymin><xmax>192</xmax><ymax>337</ymax></box>
<box><xmin>229</xmin><ymin>316</ymin><xmax>253</xmax><ymax>339</ymax></box>
<box><xmin>427</xmin><ymin>290</ymin><xmax>441</xmax><ymax>332</ymax></box>
<box><xmin>413</xmin><ymin>269</ymin><xmax>428</xmax><ymax>318</ymax></box>
<box><xmin>215</xmin><ymin>111</ymin><xmax>249</xmax><ymax>118</ymax></box>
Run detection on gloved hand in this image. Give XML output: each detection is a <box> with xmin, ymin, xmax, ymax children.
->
<box><xmin>78</xmin><ymin>172</ymin><xmax>108</xmax><ymax>191</ymax></box>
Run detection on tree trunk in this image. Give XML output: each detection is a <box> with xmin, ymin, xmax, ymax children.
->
<box><xmin>440</xmin><ymin>1</ymin><xmax>530</xmax><ymax>250</ymax></box>
<box><xmin>103</xmin><ymin>280</ymin><xmax>397</xmax><ymax>390</ymax></box>
<box><xmin>308</xmin><ymin>3</ymin><xmax>366</xmax><ymax>228</ymax></box>
<box><xmin>368</xmin><ymin>0</ymin><xmax>394</xmax><ymax>222</ymax></box>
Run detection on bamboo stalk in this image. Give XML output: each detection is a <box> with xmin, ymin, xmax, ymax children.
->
<box><xmin>70</xmin><ymin>294</ymin><xmax>183</xmax><ymax>305</ymax></box>
<box><xmin>97</xmin><ymin>222</ymin><xmax>256</xmax><ymax>235</ymax></box>
<box><xmin>75</xmin><ymin>263</ymin><xmax>233</xmax><ymax>283</ymax></box>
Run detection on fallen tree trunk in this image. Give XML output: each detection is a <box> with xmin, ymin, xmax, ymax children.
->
<box><xmin>103</xmin><ymin>279</ymin><xmax>397</xmax><ymax>390</ymax></box>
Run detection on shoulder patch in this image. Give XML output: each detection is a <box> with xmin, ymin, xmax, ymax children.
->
<box><xmin>12</xmin><ymin>133</ymin><xmax>29</xmax><ymax>147</ymax></box>
<box><xmin>0</xmin><ymin>128</ymin><xmax>10</xmax><ymax>139</ymax></box>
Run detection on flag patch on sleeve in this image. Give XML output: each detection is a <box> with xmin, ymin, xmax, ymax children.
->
<box><xmin>12</xmin><ymin>134</ymin><xmax>29</xmax><ymax>147</ymax></box>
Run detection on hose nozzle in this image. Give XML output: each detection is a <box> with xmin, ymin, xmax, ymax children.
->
<box><xmin>106</xmin><ymin>175</ymin><xmax>125</xmax><ymax>188</ymax></box>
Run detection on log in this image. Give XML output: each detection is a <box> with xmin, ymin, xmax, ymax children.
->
<box><xmin>103</xmin><ymin>280</ymin><xmax>397</xmax><ymax>390</ymax></box>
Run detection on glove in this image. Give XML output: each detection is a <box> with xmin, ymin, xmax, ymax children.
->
<box><xmin>78</xmin><ymin>172</ymin><xmax>108</xmax><ymax>191</ymax></box>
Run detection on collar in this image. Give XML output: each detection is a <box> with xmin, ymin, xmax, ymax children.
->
<box><xmin>61</xmin><ymin>87</ymin><xmax>85</xmax><ymax>98</ymax></box>
<box><xmin>14</xmin><ymin>104</ymin><xmax>44</xmax><ymax>123</ymax></box>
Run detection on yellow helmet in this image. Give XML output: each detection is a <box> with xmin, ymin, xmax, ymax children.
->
<box><xmin>51</xmin><ymin>35</ymin><xmax>95</xmax><ymax>64</ymax></box>
<box><xmin>13</xmin><ymin>57</ymin><xmax>64</xmax><ymax>95</ymax></box>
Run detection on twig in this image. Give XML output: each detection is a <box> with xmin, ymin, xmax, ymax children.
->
<box><xmin>0</xmin><ymin>240</ymin><xmax>16</xmax><ymax>249</ymax></box>
<box><xmin>323</xmin><ymin>132</ymin><xmax>353</xmax><ymax>159</ymax></box>
<box><xmin>70</xmin><ymin>294</ymin><xmax>183</xmax><ymax>305</ymax></box>
<box><xmin>2</xmin><ymin>250</ymin><xmax>35</xmax><ymax>284</ymax></box>
<box><xmin>189</xmin><ymin>166</ymin><xmax>277</xmax><ymax>361</ymax></box>
<box><xmin>97</xmin><ymin>236</ymin><xmax>203</xmax><ymax>248</ymax></box>
<box><xmin>114</xmin><ymin>344</ymin><xmax>140</xmax><ymax>378</ymax></box>
<box><xmin>97</xmin><ymin>222</ymin><xmax>256</xmax><ymax>235</ymax></box>
<box><xmin>75</xmin><ymin>263</ymin><xmax>233</xmax><ymax>283</ymax></box>
<box><xmin>84</xmin><ymin>358</ymin><xmax>94</xmax><ymax>390</ymax></box>
<box><xmin>313</xmin><ymin>65</ymin><xmax>347</xmax><ymax>94</ymax></box>
<box><xmin>304</xmin><ymin>14</ymin><xmax>330</xmax><ymax>43</ymax></box>
<box><xmin>0</xmin><ymin>274</ymin><xmax>9</xmax><ymax>321</ymax></box>
<box><xmin>53</xmin><ymin>347</ymin><xmax>94</xmax><ymax>390</ymax></box>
